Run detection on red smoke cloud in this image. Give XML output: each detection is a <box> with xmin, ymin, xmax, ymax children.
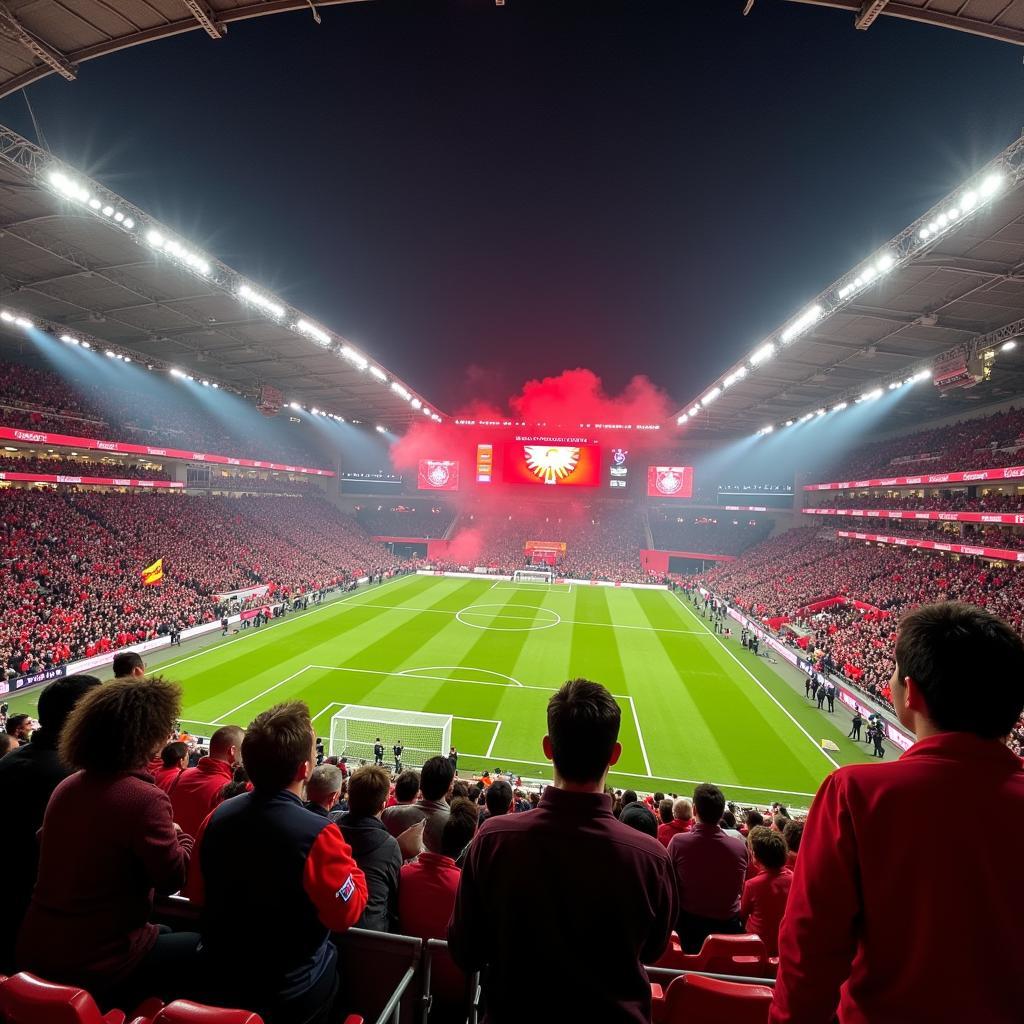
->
<box><xmin>390</xmin><ymin>367</ymin><xmax>673</xmax><ymax>474</ymax></box>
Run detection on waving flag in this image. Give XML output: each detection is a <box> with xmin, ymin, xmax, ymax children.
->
<box><xmin>141</xmin><ymin>558</ymin><xmax>164</xmax><ymax>586</ymax></box>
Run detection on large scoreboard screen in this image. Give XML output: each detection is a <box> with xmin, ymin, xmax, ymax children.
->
<box><xmin>474</xmin><ymin>438</ymin><xmax>602</xmax><ymax>487</ymax></box>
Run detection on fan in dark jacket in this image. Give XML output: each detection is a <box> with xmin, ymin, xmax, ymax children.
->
<box><xmin>0</xmin><ymin>674</ymin><xmax>101</xmax><ymax>973</ymax></box>
<box><xmin>335</xmin><ymin>765</ymin><xmax>402</xmax><ymax>933</ymax></box>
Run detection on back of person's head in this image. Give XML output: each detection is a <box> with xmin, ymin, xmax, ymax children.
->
<box><xmin>112</xmin><ymin>652</ymin><xmax>145</xmax><ymax>678</ymax></box>
<box><xmin>653</xmin><ymin>791</ymin><xmax>665</xmax><ymax>803</ymax></box>
<box><xmin>658</xmin><ymin>798</ymin><xmax>673</xmax><ymax>824</ymax></box>
<box><xmin>773</xmin><ymin>814</ymin><xmax>789</xmax><ymax>831</ymax></box>
<box><xmin>546</xmin><ymin>678</ymin><xmax>621</xmax><ymax>784</ymax></box>
<box><xmin>5</xmin><ymin>713</ymin><xmax>30</xmax><ymax>736</ymax></box>
<box><xmin>621</xmin><ymin>789</ymin><xmax>638</xmax><ymax>807</ymax></box>
<box><xmin>439</xmin><ymin>797</ymin><xmax>478</xmax><ymax>859</ymax></box>
<box><xmin>210</xmin><ymin>725</ymin><xmax>244</xmax><ymax>762</ymax></box>
<box><xmin>722</xmin><ymin>810</ymin><xmax>737</xmax><ymax>830</ymax></box>
<box><xmin>783</xmin><ymin>819</ymin><xmax>804</xmax><ymax>853</ymax></box>
<box><xmin>620</xmin><ymin>801</ymin><xmax>657</xmax><ymax>837</ymax></box>
<box><xmin>693</xmin><ymin>783</ymin><xmax>726</xmax><ymax>825</ymax></box>
<box><xmin>485</xmin><ymin>779</ymin><xmax>514</xmax><ymax>817</ymax></box>
<box><xmin>347</xmin><ymin>764</ymin><xmax>391</xmax><ymax>817</ymax></box>
<box><xmin>0</xmin><ymin>733</ymin><xmax>16</xmax><ymax>757</ymax></box>
<box><xmin>60</xmin><ymin>676</ymin><xmax>181</xmax><ymax>773</ymax></box>
<box><xmin>394</xmin><ymin>769</ymin><xmax>420</xmax><ymax>802</ymax></box>
<box><xmin>451</xmin><ymin>780</ymin><xmax>469</xmax><ymax>799</ymax></box>
<box><xmin>746</xmin><ymin>809</ymin><xmax>764</xmax><ymax>829</ymax></box>
<box><xmin>37</xmin><ymin>675</ymin><xmax>101</xmax><ymax>736</ymax></box>
<box><xmin>307</xmin><ymin>764</ymin><xmax>343</xmax><ymax>806</ymax></box>
<box><xmin>748</xmin><ymin>825</ymin><xmax>788</xmax><ymax>870</ymax></box>
<box><xmin>242</xmin><ymin>701</ymin><xmax>313</xmax><ymax>792</ymax></box>
<box><xmin>420</xmin><ymin>755</ymin><xmax>455</xmax><ymax>801</ymax></box>
<box><xmin>161</xmin><ymin>741</ymin><xmax>188</xmax><ymax>769</ymax></box>
<box><xmin>673</xmin><ymin>796</ymin><xmax>693</xmax><ymax>822</ymax></box>
<box><xmin>895</xmin><ymin>602</ymin><xmax>1024</xmax><ymax>738</ymax></box>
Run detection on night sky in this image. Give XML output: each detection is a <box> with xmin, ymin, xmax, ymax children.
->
<box><xmin>2</xmin><ymin>0</ymin><xmax>1023</xmax><ymax>415</ymax></box>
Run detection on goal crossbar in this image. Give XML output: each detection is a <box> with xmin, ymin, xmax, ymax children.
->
<box><xmin>329</xmin><ymin>704</ymin><xmax>452</xmax><ymax>767</ymax></box>
<box><xmin>513</xmin><ymin>569</ymin><xmax>553</xmax><ymax>583</ymax></box>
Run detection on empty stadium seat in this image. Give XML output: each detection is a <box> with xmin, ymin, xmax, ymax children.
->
<box><xmin>653</xmin><ymin>932</ymin><xmax>774</xmax><ymax>977</ymax></box>
<box><xmin>146</xmin><ymin>1002</ymin><xmax>364</xmax><ymax>1024</ymax></box>
<box><xmin>659</xmin><ymin>974</ymin><xmax>773</xmax><ymax>1024</ymax></box>
<box><xmin>0</xmin><ymin>972</ymin><xmax>128</xmax><ymax>1024</ymax></box>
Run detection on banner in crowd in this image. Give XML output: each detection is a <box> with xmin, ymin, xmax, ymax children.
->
<box><xmin>837</xmin><ymin>529</ymin><xmax>1024</xmax><ymax>563</ymax></box>
<box><xmin>141</xmin><ymin>558</ymin><xmax>164</xmax><ymax>586</ymax></box>
<box><xmin>0</xmin><ymin>664</ymin><xmax>66</xmax><ymax>696</ymax></box>
<box><xmin>0</xmin><ymin>426</ymin><xmax>335</xmax><ymax>477</ymax></box>
<box><xmin>804</xmin><ymin>464</ymin><xmax>1024</xmax><ymax>491</ymax></box>
<box><xmin>213</xmin><ymin>584</ymin><xmax>269</xmax><ymax>604</ymax></box>
<box><xmin>805</xmin><ymin>508</ymin><xmax>1024</xmax><ymax>525</ymax></box>
<box><xmin>0</xmin><ymin>471</ymin><xmax>184</xmax><ymax>488</ymax></box>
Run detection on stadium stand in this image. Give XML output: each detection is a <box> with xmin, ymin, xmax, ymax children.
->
<box><xmin>354</xmin><ymin>502</ymin><xmax>457</xmax><ymax>538</ymax></box>
<box><xmin>811</xmin><ymin>491</ymin><xmax>1024</xmax><ymax>512</ymax></box>
<box><xmin>0</xmin><ymin>455</ymin><xmax>172</xmax><ymax>482</ymax></box>
<box><xmin>0</xmin><ymin>357</ymin><xmax>324</xmax><ymax>467</ymax></box>
<box><xmin>0</xmin><ymin>491</ymin><xmax>407</xmax><ymax>679</ymax></box>
<box><xmin>647</xmin><ymin>511</ymin><xmax>774</xmax><ymax>555</ymax></box>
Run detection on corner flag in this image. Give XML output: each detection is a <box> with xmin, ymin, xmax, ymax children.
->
<box><xmin>141</xmin><ymin>558</ymin><xmax>164</xmax><ymax>586</ymax></box>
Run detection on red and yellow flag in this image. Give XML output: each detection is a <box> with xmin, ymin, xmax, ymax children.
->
<box><xmin>141</xmin><ymin>558</ymin><xmax>164</xmax><ymax>586</ymax></box>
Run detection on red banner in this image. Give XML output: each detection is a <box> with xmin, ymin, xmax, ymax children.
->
<box><xmin>838</xmin><ymin>529</ymin><xmax>1024</xmax><ymax>563</ymax></box>
<box><xmin>417</xmin><ymin>459</ymin><xmax>459</xmax><ymax>491</ymax></box>
<box><xmin>804</xmin><ymin>464</ymin><xmax>1024</xmax><ymax>491</ymax></box>
<box><xmin>805</xmin><ymin>508</ymin><xmax>1024</xmax><ymax>525</ymax></box>
<box><xmin>0</xmin><ymin>426</ymin><xmax>334</xmax><ymax>476</ymax></box>
<box><xmin>0</xmin><ymin>472</ymin><xmax>184</xmax><ymax>488</ymax></box>
<box><xmin>647</xmin><ymin>465</ymin><xmax>694</xmax><ymax>499</ymax></box>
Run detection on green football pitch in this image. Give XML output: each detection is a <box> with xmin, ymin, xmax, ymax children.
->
<box><xmin>8</xmin><ymin>573</ymin><xmax>876</xmax><ymax>806</ymax></box>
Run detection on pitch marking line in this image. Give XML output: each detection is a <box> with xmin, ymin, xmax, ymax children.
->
<box><xmin>156</xmin><ymin>572</ymin><xmax>421</xmax><ymax>676</ymax></box>
<box><xmin>670</xmin><ymin>592</ymin><xmax>841</xmax><ymax>770</ymax></box>
<box><xmin>212</xmin><ymin>665</ymin><xmax>313</xmax><ymax>723</ymax></box>
<box><xmin>456</xmin><ymin>604</ymin><xmax>561</xmax><ymax>631</ymax></box>
<box><xmin>628</xmin><ymin>696</ymin><xmax>652</xmax><ymax>776</ymax></box>
<box><xmin>398</xmin><ymin>665</ymin><xmax>524</xmax><ymax>688</ymax></box>
<box><xmin>485</xmin><ymin>721</ymin><xmax>502</xmax><ymax>759</ymax></box>
<box><xmin>355</xmin><ymin>599</ymin><xmax>708</xmax><ymax>635</ymax></box>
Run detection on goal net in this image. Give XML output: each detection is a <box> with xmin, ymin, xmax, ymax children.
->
<box><xmin>328</xmin><ymin>704</ymin><xmax>452</xmax><ymax>767</ymax></box>
<box><xmin>512</xmin><ymin>569</ymin><xmax>553</xmax><ymax>584</ymax></box>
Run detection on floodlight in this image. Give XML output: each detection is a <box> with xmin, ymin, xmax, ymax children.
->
<box><xmin>102</xmin><ymin>206</ymin><xmax>114</xmax><ymax>217</ymax></box>
<box><xmin>961</xmin><ymin>190</ymin><xmax>978</xmax><ymax>211</ymax></box>
<box><xmin>919</xmin><ymin>228</ymin><xmax>930</xmax><ymax>240</ymax></box>
<box><xmin>123</xmin><ymin>218</ymin><xmax>135</xmax><ymax>230</ymax></box>
<box><xmin>980</xmin><ymin>172</ymin><xmax>1003</xmax><ymax>197</ymax></box>
<box><xmin>749</xmin><ymin>342</ymin><xmax>775</xmax><ymax>366</ymax></box>
<box><xmin>833</xmin><ymin>402</ymin><xmax>848</xmax><ymax>411</ymax></box>
<box><xmin>88</xmin><ymin>198</ymin><xmax>101</xmax><ymax>210</ymax></box>
<box><xmin>781</xmin><ymin>304</ymin><xmax>822</xmax><ymax>344</ymax></box>
<box><xmin>296</xmin><ymin>319</ymin><xmax>331</xmax><ymax>346</ymax></box>
<box><xmin>14</xmin><ymin>317</ymin><xmax>32</xmax><ymax>328</ymax></box>
<box><xmin>701</xmin><ymin>386</ymin><xmax>721</xmax><ymax>405</ymax></box>
<box><xmin>369</xmin><ymin>366</ymin><xmax>387</xmax><ymax>381</ymax></box>
<box><xmin>81</xmin><ymin>341</ymin><xmax>91</xmax><ymax>349</ymax></box>
<box><xmin>289</xmin><ymin>402</ymin><xmax>300</xmax><ymax>410</ymax></box>
<box><xmin>411</xmin><ymin>398</ymin><xmax>422</xmax><ymax>409</ymax></box>
<box><xmin>105</xmin><ymin>350</ymin><xmax>116</xmax><ymax>357</ymax></box>
<box><xmin>1002</xmin><ymin>340</ymin><xmax>1017</xmax><ymax>352</ymax></box>
<box><xmin>785</xmin><ymin>419</ymin><xmax>794</xmax><ymax>427</ymax></box>
<box><xmin>237</xmin><ymin>284</ymin><xmax>285</xmax><ymax>319</ymax></box>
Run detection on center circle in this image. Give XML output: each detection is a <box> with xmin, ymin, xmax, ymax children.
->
<box><xmin>456</xmin><ymin>603</ymin><xmax>562</xmax><ymax>631</ymax></box>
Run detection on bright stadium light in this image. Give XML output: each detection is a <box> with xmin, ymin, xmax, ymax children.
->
<box><xmin>237</xmin><ymin>284</ymin><xmax>285</xmax><ymax>318</ymax></box>
<box><xmin>311</xmin><ymin>407</ymin><xmax>320</xmax><ymax>415</ymax></box>
<box><xmin>0</xmin><ymin>310</ymin><xmax>14</xmax><ymax>322</ymax></box>
<box><xmin>1002</xmin><ymin>339</ymin><xmax>1017</xmax><ymax>352</ymax></box>
<box><xmin>369</xmin><ymin>366</ymin><xmax>387</xmax><ymax>382</ymax></box>
<box><xmin>411</xmin><ymin>398</ymin><xmax>422</xmax><ymax>409</ymax></box>
<box><xmin>14</xmin><ymin>317</ymin><xmax>32</xmax><ymax>329</ymax></box>
<box><xmin>833</xmin><ymin>401</ymin><xmax>848</xmax><ymax>411</ymax></box>
<box><xmin>815</xmin><ymin>407</ymin><xmax>826</xmax><ymax>416</ymax></box>
<box><xmin>170</xmin><ymin>368</ymin><xmax>185</xmax><ymax>378</ymax></box>
<box><xmin>340</xmin><ymin>345</ymin><xmax>368</xmax><ymax>369</ymax></box>
<box><xmin>422</xmin><ymin>407</ymin><xmax>432</xmax><ymax>417</ymax></box>
<box><xmin>781</xmin><ymin>304</ymin><xmax>822</xmax><ymax>344</ymax></box>
<box><xmin>785</xmin><ymin>419</ymin><xmax>794</xmax><ymax>427</ymax></box>
<box><xmin>749</xmin><ymin>342</ymin><xmax>774</xmax><ymax>366</ymax></box>
<box><xmin>391</xmin><ymin>381</ymin><xmax>412</xmax><ymax>400</ymax></box>
<box><xmin>105</xmin><ymin>350</ymin><xmax>116</xmax><ymax>358</ymax></box>
<box><xmin>295</xmin><ymin>319</ymin><xmax>331</xmax><ymax>346</ymax></box>
<box><xmin>723</xmin><ymin>366</ymin><xmax>747</xmax><ymax>388</ymax></box>
<box><xmin>756</xmin><ymin>424</ymin><xmax>773</xmax><ymax>436</ymax></box>
<box><xmin>888</xmin><ymin>381</ymin><xmax>901</xmax><ymax>390</ymax></box>
<box><xmin>980</xmin><ymin>172</ymin><xmax>1004</xmax><ymax>197</ymax></box>
<box><xmin>860</xmin><ymin>387</ymin><xmax>883</xmax><ymax>402</ymax></box>
<box><xmin>677</xmin><ymin>413</ymin><xmax>688</xmax><ymax>425</ymax></box>
<box><xmin>701</xmin><ymin>386</ymin><xmax>721</xmax><ymax>405</ymax></box>
<box><xmin>289</xmin><ymin>402</ymin><xmax>301</xmax><ymax>410</ymax></box>
<box><xmin>375</xmin><ymin>424</ymin><xmax>386</xmax><ymax>433</ymax></box>
<box><xmin>688</xmin><ymin>404</ymin><xmax>701</xmax><ymax>416</ymax></box>
<box><xmin>60</xmin><ymin>334</ymin><xmax>78</xmax><ymax>345</ymax></box>
<box><xmin>81</xmin><ymin>341</ymin><xmax>91</xmax><ymax>349</ymax></box>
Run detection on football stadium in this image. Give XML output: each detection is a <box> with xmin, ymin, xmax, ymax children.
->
<box><xmin>1</xmin><ymin>3</ymin><xmax>1023</xmax><ymax>1023</ymax></box>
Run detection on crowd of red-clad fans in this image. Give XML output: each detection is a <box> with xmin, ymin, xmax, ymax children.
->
<box><xmin>647</xmin><ymin>510</ymin><xmax>774</xmax><ymax>555</ymax></box>
<box><xmin>696</xmin><ymin>526</ymin><xmax>1024</xmax><ymax>755</ymax></box>
<box><xmin>0</xmin><ymin>357</ymin><xmax>326</xmax><ymax>466</ymax></box>
<box><xmin>354</xmin><ymin>502</ymin><xmax>457</xmax><ymax>538</ymax></box>
<box><xmin>0</xmin><ymin>490</ymin><xmax>408</xmax><ymax>681</ymax></box>
<box><xmin>2</xmin><ymin>614</ymin><xmax>1022</xmax><ymax>1024</ymax></box>
<box><xmin>0</xmin><ymin>454</ymin><xmax>172</xmax><ymax>481</ymax></box>
<box><xmin>811</xmin><ymin>404</ymin><xmax>1024</xmax><ymax>479</ymax></box>
<box><xmin>812</xmin><ymin>489</ymin><xmax>1024</xmax><ymax>512</ymax></box>
<box><xmin>435</xmin><ymin>501</ymin><xmax>654</xmax><ymax>582</ymax></box>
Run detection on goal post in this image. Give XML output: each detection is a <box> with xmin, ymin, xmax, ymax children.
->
<box><xmin>329</xmin><ymin>704</ymin><xmax>452</xmax><ymax>767</ymax></box>
<box><xmin>512</xmin><ymin>568</ymin><xmax>553</xmax><ymax>584</ymax></box>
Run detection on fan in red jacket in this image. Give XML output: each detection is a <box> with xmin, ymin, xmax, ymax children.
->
<box><xmin>153</xmin><ymin>741</ymin><xmax>189</xmax><ymax>793</ymax></box>
<box><xmin>656</xmin><ymin>797</ymin><xmax>693</xmax><ymax>847</ymax></box>
<box><xmin>771</xmin><ymin>603</ymin><xmax>1024</xmax><ymax>1024</ymax></box>
<box><xmin>170</xmin><ymin>726</ymin><xmax>243</xmax><ymax>839</ymax></box>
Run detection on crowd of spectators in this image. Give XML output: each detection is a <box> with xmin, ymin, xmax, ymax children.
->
<box><xmin>812</xmin><ymin>488</ymin><xmax>1024</xmax><ymax>512</ymax></box>
<box><xmin>833</xmin><ymin>519</ymin><xmax>1024</xmax><ymax>551</ymax></box>
<box><xmin>811</xmin><ymin>405</ymin><xmax>1024</xmax><ymax>480</ymax></box>
<box><xmin>648</xmin><ymin>510</ymin><xmax>774</xmax><ymax>555</ymax></box>
<box><xmin>0</xmin><ymin>357</ymin><xmax>327</xmax><ymax>466</ymax></box>
<box><xmin>0</xmin><ymin>490</ymin><xmax>408</xmax><ymax>681</ymax></box>
<box><xmin>0</xmin><ymin>454</ymin><xmax>171</xmax><ymax>481</ymax></box>
<box><xmin>696</xmin><ymin>526</ymin><xmax>1024</xmax><ymax>754</ymax></box>
<box><xmin>354</xmin><ymin>502</ymin><xmax>457</xmax><ymax>538</ymax></box>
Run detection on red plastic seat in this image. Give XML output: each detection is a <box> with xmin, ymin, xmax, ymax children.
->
<box><xmin>148</xmin><ymin>1005</ymin><xmax>362</xmax><ymax>1024</ymax></box>
<box><xmin>680</xmin><ymin>933</ymin><xmax>773</xmax><ymax>977</ymax></box>
<box><xmin>0</xmin><ymin>972</ymin><xmax>126</xmax><ymax>1024</ymax></box>
<box><xmin>660</xmin><ymin>974</ymin><xmax>773</xmax><ymax>1024</ymax></box>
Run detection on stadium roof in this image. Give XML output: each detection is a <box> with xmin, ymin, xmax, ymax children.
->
<box><xmin>674</xmin><ymin>131</ymin><xmax>1024</xmax><ymax>438</ymax></box>
<box><xmin>780</xmin><ymin>0</ymin><xmax>1024</xmax><ymax>46</ymax></box>
<box><xmin>0</xmin><ymin>123</ymin><xmax>445</xmax><ymax>427</ymax></box>
<box><xmin>0</xmin><ymin>1</ymin><xmax>371</xmax><ymax>100</ymax></box>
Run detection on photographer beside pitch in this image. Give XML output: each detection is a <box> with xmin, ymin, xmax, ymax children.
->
<box><xmin>771</xmin><ymin>603</ymin><xmax>1024</xmax><ymax>1024</ymax></box>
